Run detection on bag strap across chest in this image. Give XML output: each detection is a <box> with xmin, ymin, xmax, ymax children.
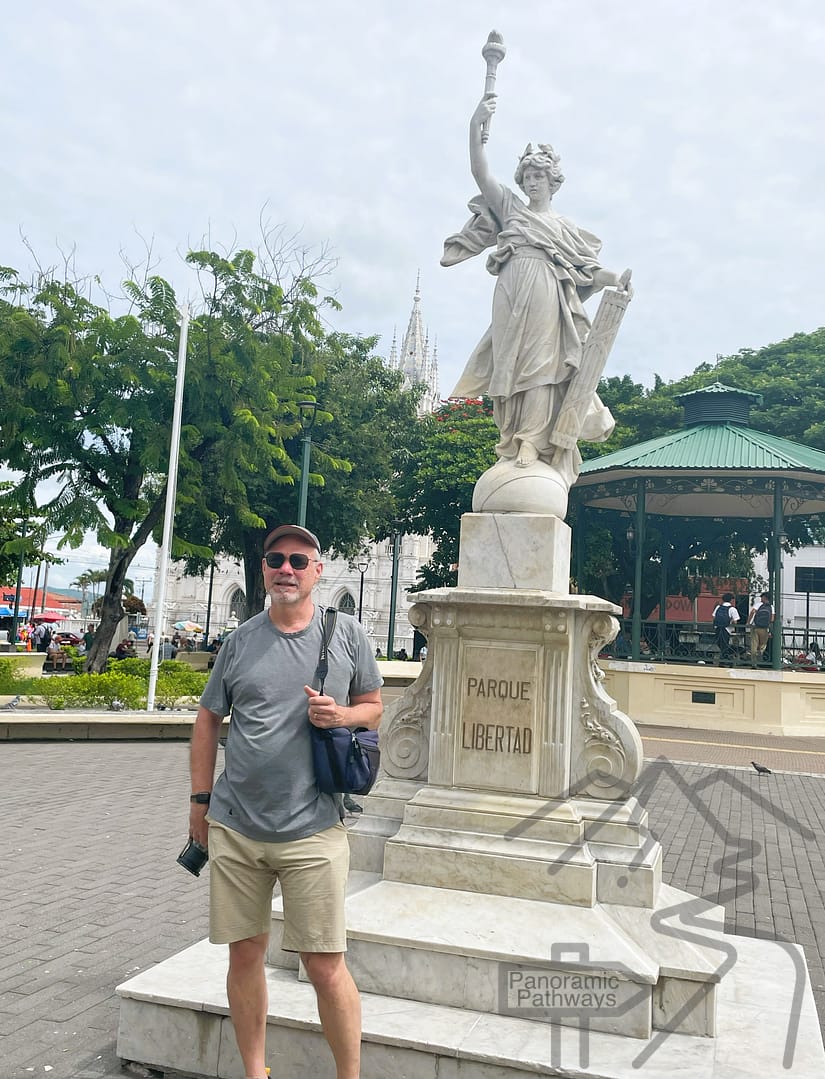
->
<box><xmin>315</xmin><ymin>607</ymin><xmax>338</xmax><ymax>693</ymax></box>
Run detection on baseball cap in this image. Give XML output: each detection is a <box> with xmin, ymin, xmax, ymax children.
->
<box><xmin>262</xmin><ymin>524</ymin><xmax>322</xmax><ymax>554</ymax></box>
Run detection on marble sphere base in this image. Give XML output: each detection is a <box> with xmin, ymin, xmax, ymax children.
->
<box><xmin>473</xmin><ymin>458</ymin><xmax>569</xmax><ymax>516</ymax></box>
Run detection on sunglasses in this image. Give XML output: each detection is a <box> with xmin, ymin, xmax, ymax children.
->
<box><xmin>264</xmin><ymin>552</ymin><xmax>318</xmax><ymax>570</ymax></box>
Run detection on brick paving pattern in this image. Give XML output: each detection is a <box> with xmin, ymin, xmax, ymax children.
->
<box><xmin>639</xmin><ymin>722</ymin><xmax>825</xmax><ymax>775</ymax></box>
<box><xmin>1</xmin><ymin>738</ymin><xmax>824</xmax><ymax>1077</ymax></box>
<box><xmin>2</xmin><ymin>743</ymin><xmax>207</xmax><ymax>1078</ymax></box>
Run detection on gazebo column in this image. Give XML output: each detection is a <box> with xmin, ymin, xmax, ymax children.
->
<box><xmin>574</xmin><ymin>505</ymin><xmax>585</xmax><ymax>590</ymax></box>
<box><xmin>658</xmin><ymin>519</ymin><xmax>669</xmax><ymax>656</ymax></box>
<box><xmin>631</xmin><ymin>477</ymin><xmax>646</xmax><ymax>661</ymax></box>
<box><xmin>770</xmin><ymin>478</ymin><xmax>784</xmax><ymax>671</ymax></box>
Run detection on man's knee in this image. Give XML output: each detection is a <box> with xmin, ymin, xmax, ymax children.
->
<box><xmin>301</xmin><ymin>951</ymin><xmax>348</xmax><ymax>993</ymax></box>
<box><xmin>229</xmin><ymin>934</ymin><xmax>269</xmax><ymax>973</ymax></box>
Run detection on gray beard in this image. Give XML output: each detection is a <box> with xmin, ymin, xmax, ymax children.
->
<box><xmin>267</xmin><ymin>585</ymin><xmax>302</xmax><ymax>606</ymax></box>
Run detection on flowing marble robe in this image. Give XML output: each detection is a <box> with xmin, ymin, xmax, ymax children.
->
<box><xmin>442</xmin><ymin>184</ymin><xmax>614</xmax><ymax>472</ymax></box>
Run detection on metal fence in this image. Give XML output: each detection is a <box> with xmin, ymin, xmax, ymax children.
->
<box><xmin>601</xmin><ymin>621</ymin><xmax>824</xmax><ymax>671</ymax></box>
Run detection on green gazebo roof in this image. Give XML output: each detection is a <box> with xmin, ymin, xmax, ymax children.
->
<box><xmin>580</xmin><ymin>423</ymin><xmax>825</xmax><ymax>475</ymax></box>
<box><xmin>573</xmin><ymin>383</ymin><xmax>825</xmax><ymax>518</ymax></box>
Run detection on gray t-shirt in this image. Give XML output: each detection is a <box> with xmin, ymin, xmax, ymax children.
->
<box><xmin>200</xmin><ymin>606</ymin><xmax>382</xmax><ymax>843</ymax></box>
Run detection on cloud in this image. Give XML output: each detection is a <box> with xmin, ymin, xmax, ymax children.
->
<box><xmin>1</xmin><ymin>2</ymin><xmax>823</xmax><ymax>426</ymax></box>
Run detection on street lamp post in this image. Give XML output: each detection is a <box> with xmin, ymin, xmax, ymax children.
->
<box><xmin>10</xmin><ymin>518</ymin><xmax>27</xmax><ymax>646</ymax></box>
<box><xmin>356</xmin><ymin>561</ymin><xmax>369</xmax><ymax>622</ymax></box>
<box><xmin>386</xmin><ymin>531</ymin><xmax>401</xmax><ymax>659</ymax></box>
<box><xmin>202</xmin><ymin>559</ymin><xmax>216</xmax><ymax>650</ymax></box>
<box><xmin>297</xmin><ymin>400</ymin><xmax>319</xmax><ymax>527</ymax></box>
<box><xmin>147</xmin><ymin>304</ymin><xmax>191</xmax><ymax>711</ymax></box>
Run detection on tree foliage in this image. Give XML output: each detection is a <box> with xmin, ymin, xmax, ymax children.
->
<box><xmin>123</xmin><ymin>593</ymin><xmax>146</xmax><ymax>615</ymax></box>
<box><xmin>0</xmin><ymin>238</ymin><xmax>421</xmax><ymax>662</ymax></box>
<box><xmin>0</xmin><ymin>266</ymin><xmax>182</xmax><ymax>667</ymax></box>
<box><xmin>398</xmin><ymin>327</ymin><xmax>825</xmax><ymax>606</ymax></box>
<box><xmin>170</xmin><ymin>263</ymin><xmax>421</xmax><ymax>613</ymax></box>
<box><xmin>394</xmin><ymin>399</ymin><xmax>498</xmax><ymax>589</ymax></box>
<box><xmin>572</xmin><ymin>328</ymin><xmax>825</xmax><ymax>611</ymax></box>
<box><xmin>301</xmin><ymin>332</ymin><xmax>422</xmax><ymax>555</ymax></box>
<box><xmin>0</xmin><ymin>483</ymin><xmax>46</xmax><ymax>586</ymax></box>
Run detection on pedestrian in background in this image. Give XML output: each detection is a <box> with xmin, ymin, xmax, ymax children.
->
<box><xmin>712</xmin><ymin>592</ymin><xmax>740</xmax><ymax>665</ymax></box>
<box><xmin>746</xmin><ymin>592</ymin><xmax>773</xmax><ymax>667</ymax></box>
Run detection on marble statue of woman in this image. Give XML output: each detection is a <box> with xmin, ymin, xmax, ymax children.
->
<box><xmin>443</xmin><ymin>94</ymin><xmax>629</xmax><ymax>512</ymax></box>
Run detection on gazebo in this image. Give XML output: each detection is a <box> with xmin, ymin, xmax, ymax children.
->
<box><xmin>571</xmin><ymin>382</ymin><xmax>825</xmax><ymax>669</ymax></box>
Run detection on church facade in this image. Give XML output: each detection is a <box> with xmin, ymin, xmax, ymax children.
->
<box><xmin>149</xmin><ymin>280</ymin><xmax>439</xmax><ymax>656</ymax></box>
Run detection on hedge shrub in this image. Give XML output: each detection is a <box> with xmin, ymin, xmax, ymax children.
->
<box><xmin>1</xmin><ymin>656</ymin><xmax>208</xmax><ymax>710</ymax></box>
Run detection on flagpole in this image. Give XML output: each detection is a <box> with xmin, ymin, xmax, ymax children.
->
<box><xmin>147</xmin><ymin>304</ymin><xmax>190</xmax><ymax>711</ymax></box>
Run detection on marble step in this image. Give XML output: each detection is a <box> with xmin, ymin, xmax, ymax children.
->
<box><xmin>268</xmin><ymin>878</ymin><xmax>724</xmax><ymax>1038</ymax></box>
<box><xmin>116</xmin><ymin>934</ymin><xmax>825</xmax><ymax>1078</ymax></box>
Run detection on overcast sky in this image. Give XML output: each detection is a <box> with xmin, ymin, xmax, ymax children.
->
<box><xmin>3</xmin><ymin>1</ymin><xmax>824</xmax><ymax>592</ymax></box>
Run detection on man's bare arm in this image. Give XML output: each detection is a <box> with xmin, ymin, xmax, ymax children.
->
<box><xmin>188</xmin><ymin>705</ymin><xmax>223</xmax><ymax>847</ymax></box>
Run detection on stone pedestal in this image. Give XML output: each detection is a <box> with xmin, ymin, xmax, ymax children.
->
<box><xmin>116</xmin><ymin>514</ymin><xmax>825</xmax><ymax>1077</ymax></box>
<box><xmin>458</xmin><ymin>512</ymin><xmax>571</xmax><ymax>591</ymax></box>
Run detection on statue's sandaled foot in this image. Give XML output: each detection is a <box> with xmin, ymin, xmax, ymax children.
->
<box><xmin>515</xmin><ymin>441</ymin><xmax>539</xmax><ymax>468</ymax></box>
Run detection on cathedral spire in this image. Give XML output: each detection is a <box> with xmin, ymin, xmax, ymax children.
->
<box><xmin>390</xmin><ymin>276</ymin><xmax>439</xmax><ymax>415</ymax></box>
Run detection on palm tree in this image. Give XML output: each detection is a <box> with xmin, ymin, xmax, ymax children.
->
<box><xmin>70</xmin><ymin>571</ymin><xmax>94</xmax><ymax>618</ymax></box>
<box><xmin>72</xmin><ymin>569</ymin><xmax>109</xmax><ymax>619</ymax></box>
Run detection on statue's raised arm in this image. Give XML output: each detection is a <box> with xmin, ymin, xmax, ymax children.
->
<box><xmin>469</xmin><ymin>96</ymin><xmax>500</xmax><ymax>207</ymax></box>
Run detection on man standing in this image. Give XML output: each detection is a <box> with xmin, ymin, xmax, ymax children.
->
<box><xmin>712</xmin><ymin>592</ymin><xmax>740</xmax><ymax>665</ymax></box>
<box><xmin>188</xmin><ymin>524</ymin><xmax>382</xmax><ymax>1079</ymax></box>
<box><xmin>746</xmin><ymin>592</ymin><xmax>773</xmax><ymax>666</ymax></box>
<box><xmin>32</xmin><ymin>621</ymin><xmax>50</xmax><ymax>652</ymax></box>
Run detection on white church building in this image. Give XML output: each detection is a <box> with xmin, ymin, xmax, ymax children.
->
<box><xmin>148</xmin><ymin>280</ymin><xmax>439</xmax><ymax>657</ymax></box>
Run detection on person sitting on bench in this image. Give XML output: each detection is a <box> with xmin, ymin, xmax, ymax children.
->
<box><xmin>46</xmin><ymin>639</ymin><xmax>69</xmax><ymax>670</ymax></box>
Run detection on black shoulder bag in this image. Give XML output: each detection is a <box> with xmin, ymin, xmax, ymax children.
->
<box><xmin>310</xmin><ymin>608</ymin><xmax>380</xmax><ymax>796</ymax></box>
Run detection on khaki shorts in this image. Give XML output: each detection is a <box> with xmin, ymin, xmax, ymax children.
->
<box><xmin>206</xmin><ymin>819</ymin><xmax>350</xmax><ymax>952</ymax></box>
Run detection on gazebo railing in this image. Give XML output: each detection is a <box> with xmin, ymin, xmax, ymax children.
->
<box><xmin>601</xmin><ymin>621</ymin><xmax>824</xmax><ymax>671</ymax></box>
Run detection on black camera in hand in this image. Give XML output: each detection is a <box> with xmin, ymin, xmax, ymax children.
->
<box><xmin>177</xmin><ymin>837</ymin><xmax>209</xmax><ymax>877</ymax></box>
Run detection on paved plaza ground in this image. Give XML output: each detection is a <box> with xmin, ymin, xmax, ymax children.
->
<box><xmin>2</xmin><ymin>729</ymin><xmax>825</xmax><ymax>1078</ymax></box>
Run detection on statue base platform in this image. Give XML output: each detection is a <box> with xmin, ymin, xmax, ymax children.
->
<box><xmin>117</xmin><ymin>870</ymin><xmax>825</xmax><ymax>1077</ymax></box>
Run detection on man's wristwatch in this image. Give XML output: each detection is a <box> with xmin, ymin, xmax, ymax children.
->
<box><xmin>190</xmin><ymin>791</ymin><xmax>211</xmax><ymax>805</ymax></box>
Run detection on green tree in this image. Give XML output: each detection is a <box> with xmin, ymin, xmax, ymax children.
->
<box><xmin>0</xmin><ymin>484</ymin><xmax>45</xmax><ymax>586</ymax></box>
<box><xmin>394</xmin><ymin>398</ymin><xmax>498</xmax><ymax>589</ymax></box>
<box><xmin>398</xmin><ymin>328</ymin><xmax>825</xmax><ymax>608</ymax></box>
<box><xmin>123</xmin><ymin>593</ymin><xmax>146</xmax><ymax>615</ymax></box>
<box><xmin>572</xmin><ymin>328</ymin><xmax>825</xmax><ymax>610</ymax></box>
<box><xmin>0</xmin><ymin>269</ymin><xmax>184</xmax><ymax>669</ymax></box>
<box><xmin>70</xmin><ymin>571</ymin><xmax>92</xmax><ymax>608</ymax></box>
<box><xmin>304</xmin><ymin>333</ymin><xmax>422</xmax><ymax>553</ymax></box>
<box><xmin>166</xmin><ymin>241</ymin><xmax>333</xmax><ymax>616</ymax></box>
<box><xmin>174</xmin><ymin>325</ymin><xmax>422</xmax><ymax>613</ymax></box>
<box><xmin>0</xmin><ymin>244</ymin><xmax>337</xmax><ymax>669</ymax></box>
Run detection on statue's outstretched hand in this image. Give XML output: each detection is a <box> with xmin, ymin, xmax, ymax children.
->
<box><xmin>618</xmin><ymin>269</ymin><xmax>633</xmax><ymax>298</ymax></box>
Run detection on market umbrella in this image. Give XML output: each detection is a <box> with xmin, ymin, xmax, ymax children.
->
<box><xmin>173</xmin><ymin>620</ymin><xmax>203</xmax><ymax>632</ymax></box>
<box><xmin>32</xmin><ymin>613</ymin><xmax>63</xmax><ymax>623</ymax></box>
